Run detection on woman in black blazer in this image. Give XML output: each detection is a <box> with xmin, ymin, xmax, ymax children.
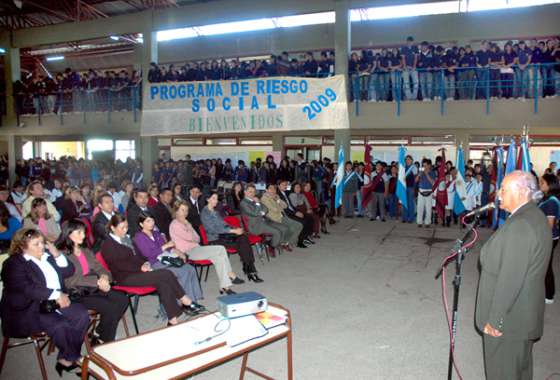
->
<box><xmin>100</xmin><ymin>214</ymin><xmax>202</xmax><ymax>325</ymax></box>
<box><xmin>0</xmin><ymin>228</ymin><xmax>90</xmax><ymax>376</ymax></box>
<box><xmin>57</xmin><ymin>219</ymin><xmax>128</xmax><ymax>344</ymax></box>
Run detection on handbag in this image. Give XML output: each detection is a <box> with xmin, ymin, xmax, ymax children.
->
<box><xmin>218</xmin><ymin>233</ymin><xmax>238</xmax><ymax>243</ymax></box>
<box><xmin>159</xmin><ymin>255</ymin><xmax>184</xmax><ymax>268</ymax></box>
<box><xmin>67</xmin><ymin>286</ymin><xmax>100</xmax><ymax>302</ymax></box>
<box><xmin>419</xmin><ymin>190</ymin><xmax>433</xmax><ymax>197</ymax></box>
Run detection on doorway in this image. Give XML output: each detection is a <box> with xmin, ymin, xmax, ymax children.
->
<box><xmin>284</xmin><ymin>145</ymin><xmax>321</xmax><ymax>161</ymax></box>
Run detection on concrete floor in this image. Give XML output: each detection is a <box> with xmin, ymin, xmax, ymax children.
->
<box><xmin>1</xmin><ymin>218</ymin><xmax>559</xmax><ymax>380</ymax></box>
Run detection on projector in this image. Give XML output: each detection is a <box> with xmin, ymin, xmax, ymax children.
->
<box><xmin>217</xmin><ymin>291</ymin><xmax>267</xmax><ymax>319</ymax></box>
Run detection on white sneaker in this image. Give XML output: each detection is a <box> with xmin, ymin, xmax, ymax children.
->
<box><xmin>545</xmin><ymin>298</ymin><xmax>554</xmax><ymax>304</ymax></box>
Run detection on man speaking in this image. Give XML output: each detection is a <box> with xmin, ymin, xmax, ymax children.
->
<box><xmin>476</xmin><ymin>171</ymin><xmax>552</xmax><ymax>380</ymax></box>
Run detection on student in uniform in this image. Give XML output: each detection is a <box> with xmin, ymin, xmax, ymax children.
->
<box><xmin>516</xmin><ymin>40</ymin><xmax>532</xmax><ymax>98</ymax></box>
<box><xmin>445</xmin><ymin>169</ymin><xmax>457</xmax><ymax>227</ymax></box>
<box><xmin>538</xmin><ymin>174</ymin><xmax>560</xmax><ymax>304</ymax></box>
<box><xmin>476</xmin><ymin>41</ymin><xmax>492</xmax><ymax>99</ymax></box>
<box><xmin>501</xmin><ymin>43</ymin><xmax>517</xmax><ymax>99</ymax></box>
<box><xmin>489</xmin><ymin>43</ymin><xmax>504</xmax><ymax>98</ymax></box>
<box><xmin>341</xmin><ymin>162</ymin><xmax>359</xmax><ymax>218</ymax></box>
<box><xmin>443</xmin><ymin>48</ymin><xmax>458</xmax><ymax>100</ymax></box>
<box><xmin>417</xmin><ymin>41</ymin><xmax>433</xmax><ymax>101</ymax></box>
<box><xmin>416</xmin><ymin>159</ymin><xmax>435</xmax><ymax>228</ymax></box>
<box><xmin>400</xmin><ymin>36</ymin><xmax>419</xmax><ymax>100</ymax></box>
<box><xmin>367</xmin><ymin>162</ymin><xmax>390</xmax><ymax>222</ymax></box>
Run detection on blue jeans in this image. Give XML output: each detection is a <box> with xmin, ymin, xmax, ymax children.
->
<box><xmin>477</xmin><ymin>68</ymin><xmax>490</xmax><ymax>99</ymax></box>
<box><xmin>432</xmin><ymin>70</ymin><xmax>444</xmax><ymax>98</ymax></box>
<box><xmin>402</xmin><ymin>187</ymin><xmax>416</xmax><ymax>222</ymax></box>
<box><xmin>445</xmin><ymin>75</ymin><xmax>456</xmax><ymax>99</ymax></box>
<box><xmin>402</xmin><ymin>69</ymin><xmax>419</xmax><ymax>100</ymax></box>
<box><xmin>515</xmin><ymin>68</ymin><xmax>529</xmax><ymax>98</ymax></box>
<box><xmin>378</xmin><ymin>73</ymin><xmax>389</xmax><ymax>100</ymax></box>
<box><xmin>390</xmin><ymin>71</ymin><xmax>401</xmax><ymax>101</ymax></box>
<box><xmin>368</xmin><ymin>74</ymin><xmax>378</xmax><ymax>101</ymax></box>
<box><xmin>387</xmin><ymin>194</ymin><xmax>397</xmax><ymax>218</ymax></box>
<box><xmin>419</xmin><ymin>70</ymin><xmax>433</xmax><ymax>100</ymax></box>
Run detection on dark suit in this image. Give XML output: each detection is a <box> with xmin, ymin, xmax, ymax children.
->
<box><xmin>0</xmin><ymin>254</ymin><xmax>89</xmax><ymax>361</ymax></box>
<box><xmin>126</xmin><ymin>203</ymin><xmax>149</xmax><ymax>238</ymax></box>
<box><xmin>240</xmin><ymin>198</ymin><xmax>288</xmax><ymax>248</ymax></box>
<box><xmin>278</xmin><ymin>190</ymin><xmax>312</xmax><ymax>243</ymax></box>
<box><xmin>100</xmin><ymin>237</ymin><xmax>185</xmax><ymax>320</ymax></box>
<box><xmin>475</xmin><ymin>202</ymin><xmax>552</xmax><ymax>380</ymax></box>
<box><xmin>187</xmin><ymin>197</ymin><xmax>205</xmax><ymax>230</ymax></box>
<box><xmin>92</xmin><ymin>211</ymin><xmax>111</xmax><ymax>252</ymax></box>
<box><xmin>150</xmin><ymin>202</ymin><xmax>173</xmax><ymax>240</ymax></box>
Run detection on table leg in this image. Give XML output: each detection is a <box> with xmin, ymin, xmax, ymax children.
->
<box><xmin>239</xmin><ymin>353</ymin><xmax>249</xmax><ymax>380</ymax></box>
<box><xmin>287</xmin><ymin>331</ymin><xmax>293</xmax><ymax>380</ymax></box>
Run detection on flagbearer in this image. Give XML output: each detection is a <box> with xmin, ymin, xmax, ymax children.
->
<box><xmin>367</xmin><ymin>162</ymin><xmax>389</xmax><ymax>222</ymax></box>
<box><xmin>403</xmin><ymin>155</ymin><xmax>417</xmax><ymax>223</ymax></box>
<box><xmin>416</xmin><ymin>159</ymin><xmax>435</xmax><ymax>228</ymax></box>
<box><xmin>396</xmin><ymin>147</ymin><xmax>410</xmax><ymax>222</ymax></box>
<box><xmin>342</xmin><ymin>162</ymin><xmax>358</xmax><ymax>218</ymax></box>
<box><xmin>445</xmin><ymin>169</ymin><xmax>456</xmax><ymax>227</ymax></box>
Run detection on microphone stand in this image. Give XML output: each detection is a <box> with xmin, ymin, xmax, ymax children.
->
<box><xmin>435</xmin><ymin>215</ymin><xmax>480</xmax><ymax>380</ymax></box>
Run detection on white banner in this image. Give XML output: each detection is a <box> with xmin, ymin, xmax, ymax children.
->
<box><xmin>141</xmin><ymin>75</ymin><xmax>350</xmax><ymax>136</ymax></box>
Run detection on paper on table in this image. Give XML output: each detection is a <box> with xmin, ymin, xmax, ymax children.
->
<box><xmin>226</xmin><ymin>315</ymin><xmax>268</xmax><ymax>347</ymax></box>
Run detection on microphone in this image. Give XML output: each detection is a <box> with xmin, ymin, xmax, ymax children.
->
<box><xmin>464</xmin><ymin>202</ymin><xmax>496</xmax><ymax>219</ymax></box>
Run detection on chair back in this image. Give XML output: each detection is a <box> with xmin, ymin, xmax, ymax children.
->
<box><xmin>223</xmin><ymin>215</ymin><xmax>241</xmax><ymax>228</ymax></box>
<box><xmin>80</xmin><ymin>217</ymin><xmax>95</xmax><ymax>248</ymax></box>
<box><xmin>95</xmin><ymin>251</ymin><xmax>110</xmax><ymax>272</ymax></box>
<box><xmin>198</xmin><ymin>225</ymin><xmax>210</xmax><ymax>245</ymax></box>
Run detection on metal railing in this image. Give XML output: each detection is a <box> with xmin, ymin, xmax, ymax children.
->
<box><xmin>349</xmin><ymin>63</ymin><xmax>559</xmax><ymax>116</ymax></box>
<box><xmin>14</xmin><ymin>84</ymin><xmax>142</xmax><ymax>126</ymax></box>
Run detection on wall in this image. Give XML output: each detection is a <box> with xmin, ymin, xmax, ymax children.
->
<box><xmin>170</xmin><ymin>145</ymin><xmax>273</xmax><ymax>163</ymax></box>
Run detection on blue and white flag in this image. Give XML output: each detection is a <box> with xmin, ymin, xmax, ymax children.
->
<box><xmin>520</xmin><ymin>136</ymin><xmax>531</xmax><ymax>172</ymax></box>
<box><xmin>334</xmin><ymin>147</ymin><xmax>345</xmax><ymax>208</ymax></box>
<box><xmin>396</xmin><ymin>145</ymin><xmax>408</xmax><ymax>212</ymax></box>
<box><xmin>492</xmin><ymin>146</ymin><xmax>504</xmax><ymax>229</ymax></box>
<box><xmin>505</xmin><ymin>138</ymin><xmax>517</xmax><ymax>175</ymax></box>
<box><xmin>498</xmin><ymin>139</ymin><xmax>518</xmax><ymax>225</ymax></box>
<box><xmin>453</xmin><ymin>146</ymin><xmax>467</xmax><ymax>215</ymax></box>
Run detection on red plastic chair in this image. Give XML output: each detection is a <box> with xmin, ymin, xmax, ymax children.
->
<box><xmin>223</xmin><ymin>216</ymin><xmax>241</xmax><ymax>228</ymax></box>
<box><xmin>198</xmin><ymin>225</ymin><xmax>238</xmax><ymax>255</ymax></box>
<box><xmin>240</xmin><ymin>215</ymin><xmax>271</xmax><ymax>262</ymax></box>
<box><xmin>80</xmin><ymin>217</ymin><xmax>95</xmax><ymax>248</ymax></box>
<box><xmin>95</xmin><ymin>252</ymin><xmax>156</xmax><ymax>335</ymax></box>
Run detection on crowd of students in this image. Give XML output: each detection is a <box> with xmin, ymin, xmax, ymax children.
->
<box><xmin>349</xmin><ymin>36</ymin><xmax>560</xmax><ymax>102</ymax></box>
<box><xmin>13</xmin><ymin>68</ymin><xmax>142</xmax><ymax>116</ymax></box>
<box><xmin>0</xmin><ymin>151</ymin><xmax>557</xmax><ymax>375</ymax></box>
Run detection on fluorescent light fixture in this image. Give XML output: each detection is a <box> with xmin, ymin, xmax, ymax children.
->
<box><xmin>0</xmin><ymin>48</ymin><xmax>5</xmax><ymax>54</ymax></box>
<box><xmin>197</xmin><ymin>18</ymin><xmax>275</xmax><ymax>36</ymax></box>
<box><xmin>46</xmin><ymin>56</ymin><xmax>64</xmax><ymax>61</ymax></box>
<box><xmin>461</xmin><ymin>0</ymin><xmax>560</xmax><ymax>12</ymax></box>
<box><xmin>157</xmin><ymin>27</ymin><xmax>198</xmax><ymax>41</ymax></box>
<box><xmin>276</xmin><ymin>11</ymin><xmax>335</xmax><ymax>28</ymax></box>
<box><xmin>110</xmin><ymin>35</ymin><xmax>120</xmax><ymax>41</ymax></box>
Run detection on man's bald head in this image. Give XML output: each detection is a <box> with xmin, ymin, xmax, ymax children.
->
<box><xmin>499</xmin><ymin>171</ymin><xmax>539</xmax><ymax>213</ymax></box>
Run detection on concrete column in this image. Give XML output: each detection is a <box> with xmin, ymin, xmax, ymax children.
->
<box><xmin>272</xmin><ymin>135</ymin><xmax>283</xmax><ymax>152</ymax></box>
<box><xmin>4</xmin><ymin>47</ymin><xmax>21</xmax><ymax>124</ymax></box>
<box><xmin>140</xmin><ymin>136</ymin><xmax>158</xmax><ymax>186</ymax></box>
<box><xmin>140</xmin><ymin>30</ymin><xmax>158</xmax><ymax>86</ymax></box>
<box><xmin>335</xmin><ymin>129</ymin><xmax>351</xmax><ymax>163</ymax></box>
<box><xmin>455</xmin><ymin>131</ymin><xmax>470</xmax><ymax>161</ymax></box>
<box><xmin>8</xmin><ymin>135</ymin><xmax>22</xmax><ymax>185</ymax></box>
<box><xmin>334</xmin><ymin>0</ymin><xmax>351</xmax><ymax>79</ymax></box>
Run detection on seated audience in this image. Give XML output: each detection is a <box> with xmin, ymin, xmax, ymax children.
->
<box><xmin>226</xmin><ymin>182</ymin><xmax>244</xmax><ymax>215</ymax></box>
<box><xmin>187</xmin><ymin>185</ymin><xmax>205</xmax><ymax>231</ymax></box>
<box><xmin>126</xmin><ymin>189</ymin><xmax>150</xmax><ymax>238</ymax></box>
<box><xmin>92</xmin><ymin>192</ymin><xmax>115</xmax><ymax>251</ymax></box>
<box><xmin>21</xmin><ymin>180</ymin><xmax>61</xmax><ymax>221</ymax></box>
<box><xmin>0</xmin><ymin>186</ymin><xmax>22</xmax><ymax>222</ymax></box>
<box><xmin>241</xmin><ymin>184</ymin><xmax>291</xmax><ymax>252</ymax></box>
<box><xmin>201</xmin><ymin>192</ymin><xmax>263</xmax><ymax>283</ymax></box>
<box><xmin>23</xmin><ymin>197</ymin><xmax>61</xmax><ymax>242</ymax></box>
<box><xmin>100</xmin><ymin>214</ymin><xmax>200</xmax><ymax>325</ymax></box>
<box><xmin>150</xmin><ymin>188</ymin><xmax>173</xmax><ymax>240</ymax></box>
<box><xmin>289</xmin><ymin>182</ymin><xmax>320</xmax><ymax>239</ymax></box>
<box><xmin>0</xmin><ymin>201</ymin><xmax>22</xmax><ymax>250</ymax></box>
<box><xmin>59</xmin><ymin>186</ymin><xmax>89</xmax><ymax>223</ymax></box>
<box><xmin>147</xmin><ymin>184</ymin><xmax>159</xmax><ymax>208</ymax></box>
<box><xmin>260</xmin><ymin>183</ymin><xmax>303</xmax><ymax>248</ymax></box>
<box><xmin>133</xmin><ymin>212</ymin><xmax>204</xmax><ymax>308</ymax></box>
<box><xmin>0</xmin><ymin>229</ymin><xmax>89</xmax><ymax>376</ymax></box>
<box><xmin>57</xmin><ymin>219</ymin><xmax>128</xmax><ymax>344</ymax></box>
<box><xmin>170</xmin><ymin>200</ymin><xmax>244</xmax><ymax>295</ymax></box>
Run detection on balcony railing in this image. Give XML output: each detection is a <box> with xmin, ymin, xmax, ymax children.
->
<box><xmin>349</xmin><ymin>63</ymin><xmax>559</xmax><ymax>116</ymax></box>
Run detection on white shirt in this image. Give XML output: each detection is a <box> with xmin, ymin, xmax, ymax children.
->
<box><xmin>11</xmin><ymin>191</ymin><xmax>26</xmax><ymax>205</ymax></box>
<box><xmin>102</xmin><ymin>210</ymin><xmax>114</xmax><ymax>221</ymax></box>
<box><xmin>190</xmin><ymin>197</ymin><xmax>200</xmax><ymax>213</ymax></box>
<box><xmin>5</xmin><ymin>202</ymin><xmax>22</xmax><ymax>222</ymax></box>
<box><xmin>23</xmin><ymin>252</ymin><xmax>68</xmax><ymax>300</ymax></box>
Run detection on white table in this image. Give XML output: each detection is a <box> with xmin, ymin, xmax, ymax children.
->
<box><xmin>81</xmin><ymin>304</ymin><xmax>292</xmax><ymax>380</ymax></box>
